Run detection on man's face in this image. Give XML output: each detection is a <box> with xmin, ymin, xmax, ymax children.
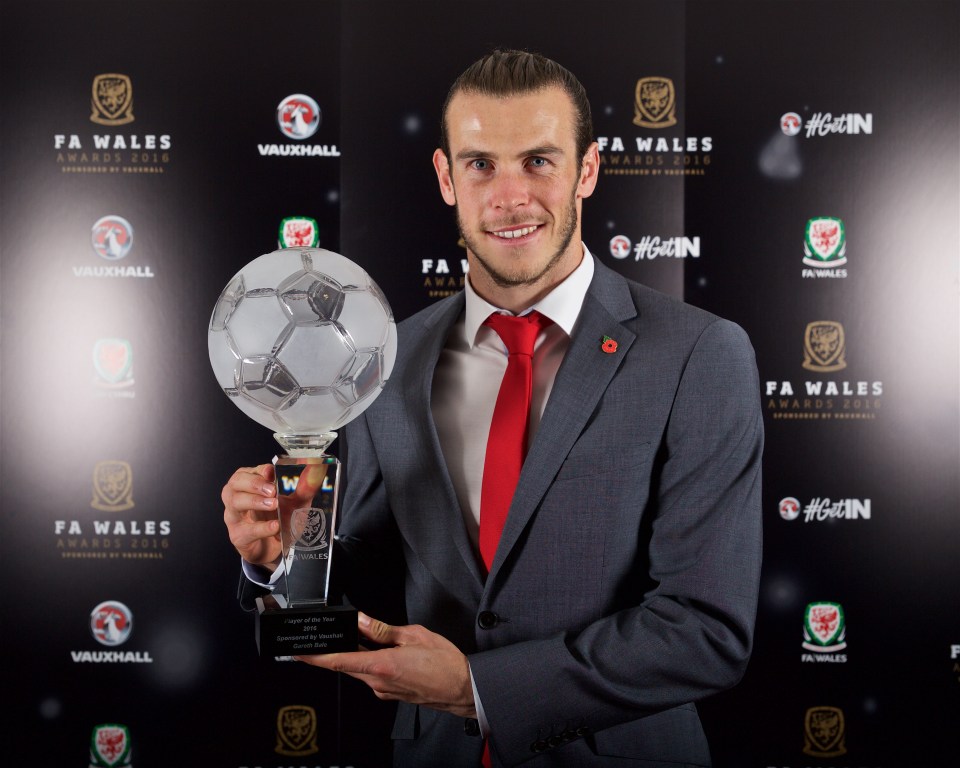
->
<box><xmin>433</xmin><ymin>86</ymin><xmax>598</xmax><ymax>305</ymax></box>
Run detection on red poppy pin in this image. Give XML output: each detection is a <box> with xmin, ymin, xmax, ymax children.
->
<box><xmin>601</xmin><ymin>336</ymin><xmax>618</xmax><ymax>354</ymax></box>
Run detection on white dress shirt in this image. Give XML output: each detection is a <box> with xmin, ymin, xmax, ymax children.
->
<box><xmin>430</xmin><ymin>247</ymin><xmax>595</xmax><ymax>550</ymax></box>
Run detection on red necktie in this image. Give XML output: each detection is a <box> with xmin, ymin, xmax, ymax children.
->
<box><xmin>479</xmin><ymin>311</ymin><xmax>551</xmax><ymax>768</ymax></box>
<box><xmin>479</xmin><ymin>311</ymin><xmax>553</xmax><ymax>573</ymax></box>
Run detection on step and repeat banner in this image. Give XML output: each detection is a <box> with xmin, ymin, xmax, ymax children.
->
<box><xmin>1</xmin><ymin>1</ymin><xmax>957</xmax><ymax>766</ymax></box>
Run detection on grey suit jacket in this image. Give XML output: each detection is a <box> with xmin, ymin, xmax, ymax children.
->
<box><xmin>319</xmin><ymin>258</ymin><xmax>762</xmax><ymax>767</ymax></box>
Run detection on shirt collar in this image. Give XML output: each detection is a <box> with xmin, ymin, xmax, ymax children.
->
<box><xmin>464</xmin><ymin>243</ymin><xmax>595</xmax><ymax>347</ymax></box>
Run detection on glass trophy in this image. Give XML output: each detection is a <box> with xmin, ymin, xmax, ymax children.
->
<box><xmin>208</xmin><ymin>247</ymin><xmax>397</xmax><ymax>655</ymax></box>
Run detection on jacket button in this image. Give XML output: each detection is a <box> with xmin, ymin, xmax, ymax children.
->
<box><xmin>576</xmin><ymin>726</ymin><xmax>590</xmax><ymax>737</ymax></box>
<box><xmin>531</xmin><ymin>739</ymin><xmax>548</xmax><ymax>753</ymax></box>
<box><xmin>463</xmin><ymin>718</ymin><xmax>481</xmax><ymax>737</ymax></box>
<box><xmin>477</xmin><ymin>611</ymin><xmax>500</xmax><ymax>629</ymax></box>
<box><xmin>548</xmin><ymin>735</ymin><xmax>563</xmax><ymax>747</ymax></box>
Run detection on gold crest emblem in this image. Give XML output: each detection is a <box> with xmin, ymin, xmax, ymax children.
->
<box><xmin>91</xmin><ymin>74</ymin><xmax>134</xmax><ymax>125</ymax></box>
<box><xmin>633</xmin><ymin>77</ymin><xmax>677</xmax><ymax>129</ymax></box>
<box><xmin>275</xmin><ymin>705</ymin><xmax>318</xmax><ymax>757</ymax></box>
<box><xmin>802</xmin><ymin>321</ymin><xmax>847</xmax><ymax>372</ymax></box>
<box><xmin>803</xmin><ymin>706</ymin><xmax>847</xmax><ymax>758</ymax></box>
<box><xmin>91</xmin><ymin>460</ymin><xmax>135</xmax><ymax>512</ymax></box>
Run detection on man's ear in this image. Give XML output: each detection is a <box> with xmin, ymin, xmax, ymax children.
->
<box><xmin>576</xmin><ymin>141</ymin><xmax>600</xmax><ymax>200</ymax></box>
<box><xmin>433</xmin><ymin>148</ymin><xmax>457</xmax><ymax>207</ymax></box>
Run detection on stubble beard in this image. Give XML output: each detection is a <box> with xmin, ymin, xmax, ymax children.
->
<box><xmin>457</xmin><ymin>194</ymin><xmax>580</xmax><ymax>290</ymax></box>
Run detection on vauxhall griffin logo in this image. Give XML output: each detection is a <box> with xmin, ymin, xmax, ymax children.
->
<box><xmin>78</xmin><ymin>216</ymin><xmax>154</xmax><ymax>279</ymax></box>
<box><xmin>76</xmin><ymin>600</ymin><xmax>153</xmax><ymax>664</ymax></box>
<box><xmin>91</xmin><ymin>74</ymin><xmax>134</xmax><ymax>125</ymax></box>
<box><xmin>781</xmin><ymin>112</ymin><xmax>802</xmax><ymax>136</ymax></box>
<box><xmin>609</xmin><ymin>236</ymin><xmax>631</xmax><ymax>259</ymax></box>
<box><xmin>90</xmin><ymin>601</ymin><xmax>133</xmax><ymax>647</ymax></box>
<box><xmin>259</xmin><ymin>95</ymin><xmax>339</xmax><ymax>157</ymax></box>
<box><xmin>277</xmin><ymin>94</ymin><xmax>321</xmax><ymax>140</ymax></box>
<box><xmin>91</xmin><ymin>216</ymin><xmax>133</xmax><ymax>260</ymax></box>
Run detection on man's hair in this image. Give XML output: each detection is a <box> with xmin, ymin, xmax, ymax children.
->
<box><xmin>439</xmin><ymin>49</ymin><xmax>594</xmax><ymax>163</ymax></box>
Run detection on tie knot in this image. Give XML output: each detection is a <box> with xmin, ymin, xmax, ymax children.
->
<box><xmin>484</xmin><ymin>310</ymin><xmax>552</xmax><ymax>357</ymax></box>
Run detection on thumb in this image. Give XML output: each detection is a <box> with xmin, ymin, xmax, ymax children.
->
<box><xmin>357</xmin><ymin>612</ymin><xmax>398</xmax><ymax>646</ymax></box>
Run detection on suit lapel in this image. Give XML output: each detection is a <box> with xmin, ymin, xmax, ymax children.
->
<box><xmin>387</xmin><ymin>294</ymin><xmax>486</xmax><ymax>591</ymax></box>
<box><xmin>488</xmin><ymin>262</ymin><xmax>639</xmax><ymax>580</ymax></box>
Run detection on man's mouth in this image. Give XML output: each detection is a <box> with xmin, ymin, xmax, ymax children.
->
<box><xmin>490</xmin><ymin>225</ymin><xmax>541</xmax><ymax>240</ymax></box>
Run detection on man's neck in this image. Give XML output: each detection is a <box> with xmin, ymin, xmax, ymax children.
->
<box><xmin>466</xmin><ymin>246</ymin><xmax>585</xmax><ymax>314</ymax></box>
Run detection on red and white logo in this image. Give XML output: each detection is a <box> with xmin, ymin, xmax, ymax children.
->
<box><xmin>609</xmin><ymin>235</ymin><xmax>632</xmax><ymax>259</ymax></box>
<box><xmin>277</xmin><ymin>94</ymin><xmax>321</xmax><ymax>140</ymax></box>
<box><xmin>779</xmin><ymin>497</ymin><xmax>801</xmax><ymax>520</ymax></box>
<box><xmin>91</xmin><ymin>216</ymin><xmax>133</xmax><ymax>261</ymax></box>
<box><xmin>90</xmin><ymin>601</ymin><xmax>133</xmax><ymax>646</ymax></box>
<box><xmin>780</xmin><ymin>112</ymin><xmax>802</xmax><ymax>136</ymax></box>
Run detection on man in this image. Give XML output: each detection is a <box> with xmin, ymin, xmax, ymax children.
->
<box><xmin>223</xmin><ymin>49</ymin><xmax>763</xmax><ymax>767</ymax></box>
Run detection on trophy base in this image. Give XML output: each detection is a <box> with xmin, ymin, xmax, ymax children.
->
<box><xmin>255</xmin><ymin>594</ymin><xmax>358</xmax><ymax>656</ymax></box>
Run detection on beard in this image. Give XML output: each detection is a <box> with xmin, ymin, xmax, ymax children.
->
<box><xmin>456</xmin><ymin>191</ymin><xmax>580</xmax><ymax>289</ymax></box>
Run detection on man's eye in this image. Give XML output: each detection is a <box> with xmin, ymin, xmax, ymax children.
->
<box><xmin>528</xmin><ymin>157</ymin><xmax>548</xmax><ymax>167</ymax></box>
<box><xmin>471</xmin><ymin>159</ymin><xmax>489</xmax><ymax>170</ymax></box>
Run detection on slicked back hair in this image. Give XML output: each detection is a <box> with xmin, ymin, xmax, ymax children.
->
<box><xmin>439</xmin><ymin>49</ymin><xmax>594</xmax><ymax>164</ymax></box>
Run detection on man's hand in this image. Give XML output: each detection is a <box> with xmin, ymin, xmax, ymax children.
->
<box><xmin>296</xmin><ymin>612</ymin><xmax>477</xmax><ymax>719</ymax></box>
<box><xmin>221</xmin><ymin>464</ymin><xmax>281</xmax><ymax>567</ymax></box>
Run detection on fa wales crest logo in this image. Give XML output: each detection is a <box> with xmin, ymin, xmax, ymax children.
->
<box><xmin>275</xmin><ymin>705</ymin><xmax>319</xmax><ymax>756</ymax></box>
<box><xmin>803</xmin><ymin>706</ymin><xmax>847</xmax><ymax>758</ymax></box>
<box><xmin>804</xmin><ymin>217</ymin><xmax>847</xmax><ymax>267</ymax></box>
<box><xmin>802</xmin><ymin>321</ymin><xmax>846</xmax><ymax>372</ymax></box>
<box><xmin>279</xmin><ymin>216</ymin><xmax>319</xmax><ymax>248</ymax></box>
<box><xmin>90</xmin><ymin>74</ymin><xmax>134</xmax><ymax>126</ymax></box>
<box><xmin>633</xmin><ymin>77</ymin><xmax>677</xmax><ymax>129</ymax></box>
<box><xmin>89</xmin><ymin>724</ymin><xmax>132</xmax><ymax>767</ymax></box>
<box><xmin>91</xmin><ymin>460</ymin><xmax>135</xmax><ymax>512</ymax></box>
<box><xmin>93</xmin><ymin>338</ymin><xmax>134</xmax><ymax>388</ymax></box>
<box><xmin>803</xmin><ymin>602</ymin><xmax>847</xmax><ymax>652</ymax></box>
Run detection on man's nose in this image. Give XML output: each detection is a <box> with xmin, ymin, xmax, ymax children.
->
<box><xmin>490</xmin><ymin>169</ymin><xmax>530</xmax><ymax>210</ymax></box>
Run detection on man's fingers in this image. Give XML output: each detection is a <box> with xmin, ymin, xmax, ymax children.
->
<box><xmin>296</xmin><ymin>652</ymin><xmax>405</xmax><ymax>703</ymax></box>
<box><xmin>221</xmin><ymin>464</ymin><xmax>282</xmax><ymax>565</ymax></box>
<box><xmin>357</xmin><ymin>612</ymin><xmax>402</xmax><ymax>646</ymax></box>
<box><xmin>232</xmin><ymin>517</ymin><xmax>280</xmax><ymax>546</ymax></box>
<box><xmin>222</xmin><ymin>465</ymin><xmax>277</xmax><ymax>519</ymax></box>
<box><xmin>296</xmin><ymin>650</ymin><xmax>387</xmax><ymax>676</ymax></box>
<box><xmin>293</xmin><ymin>615</ymin><xmax>475</xmax><ymax>717</ymax></box>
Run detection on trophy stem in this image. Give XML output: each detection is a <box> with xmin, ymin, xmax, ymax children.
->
<box><xmin>257</xmin><ymin>449</ymin><xmax>357</xmax><ymax>656</ymax></box>
<box><xmin>273</xmin><ymin>431</ymin><xmax>338</xmax><ymax>457</ymax></box>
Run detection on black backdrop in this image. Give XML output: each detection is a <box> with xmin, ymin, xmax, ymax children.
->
<box><xmin>1</xmin><ymin>1</ymin><xmax>957</xmax><ymax>766</ymax></box>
